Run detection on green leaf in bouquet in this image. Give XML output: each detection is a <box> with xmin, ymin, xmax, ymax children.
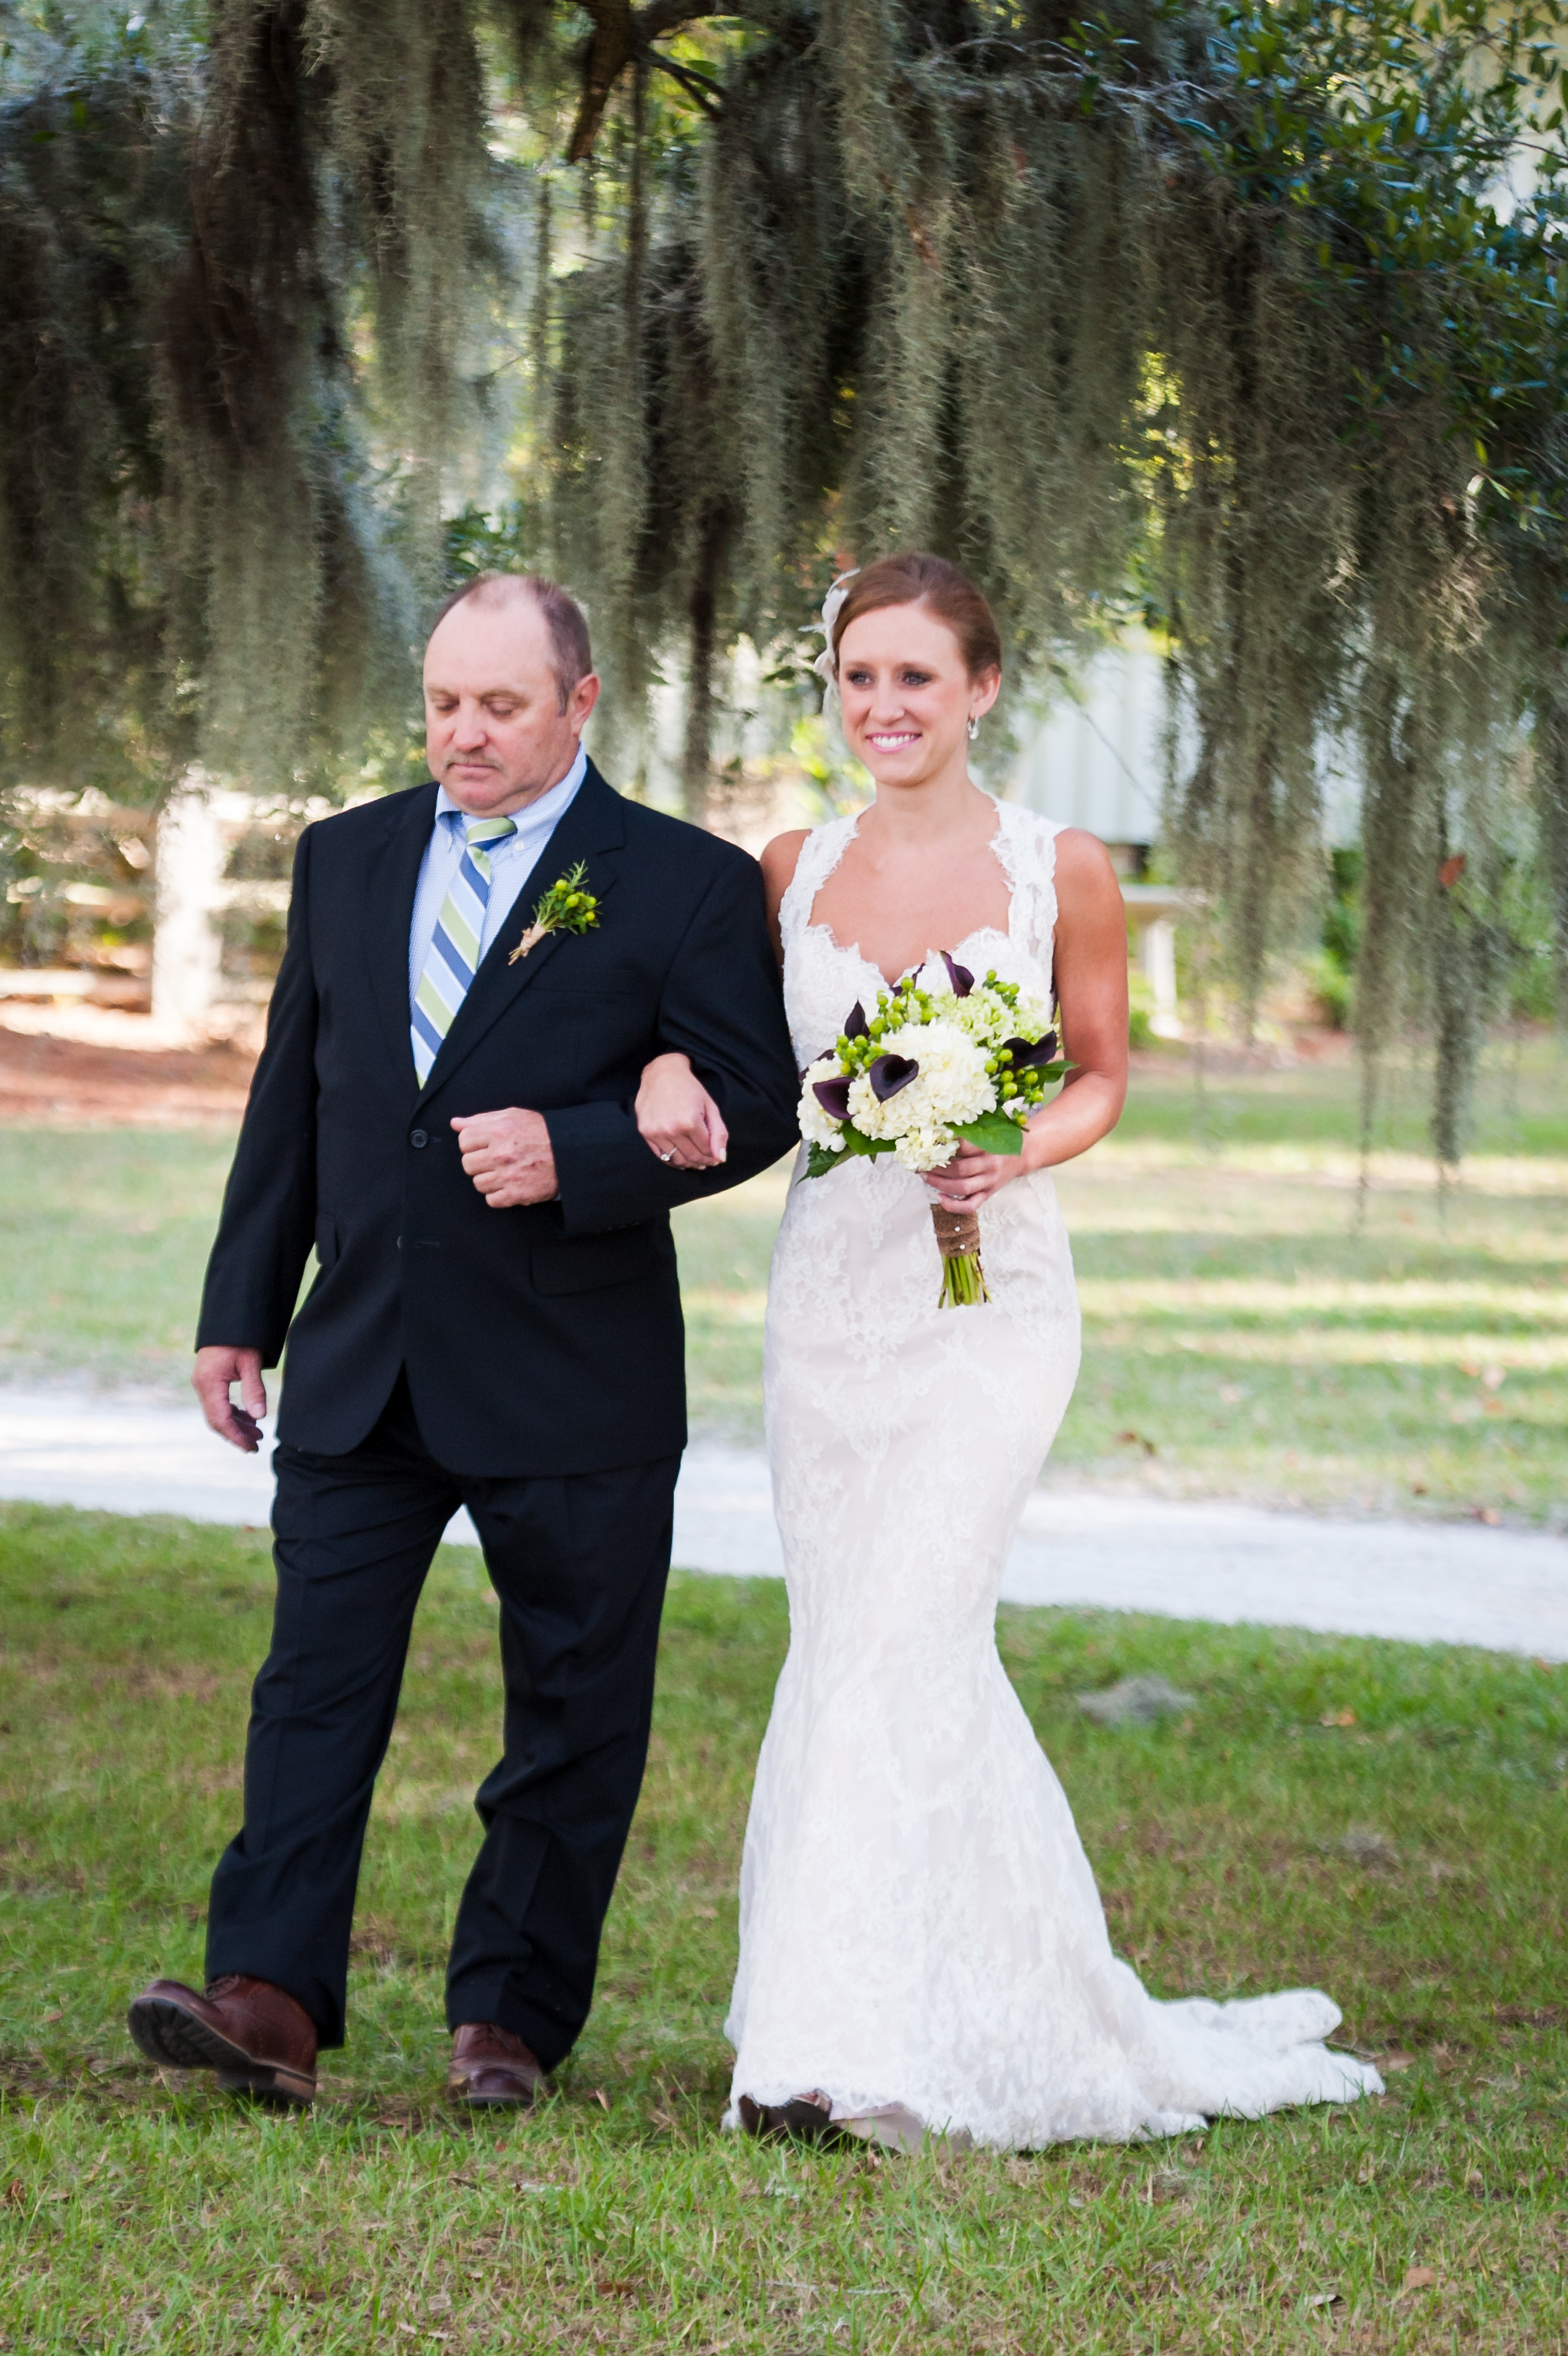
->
<box><xmin>801</xmin><ymin>1124</ymin><xmax>894</xmax><ymax>1179</ymax></box>
<box><xmin>949</xmin><ymin>1110</ymin><xmax>1027</xmax><ymax>1154</ymax></box>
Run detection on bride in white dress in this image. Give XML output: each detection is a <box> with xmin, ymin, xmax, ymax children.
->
<box><xmin>637</xmin><ymin>552</ymin><xmax>1381</xmax><ymax>2150</ymax></box>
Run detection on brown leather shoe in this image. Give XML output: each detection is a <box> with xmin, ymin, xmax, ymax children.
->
<box><xmin>448</xmin><ymin>2022</ymin><xmax>547</xmax><ymax>2109</ymax></box>
<box><xmin>127</xmin><ymin>1974</ymin><xmax>317</xmax><ymax>2107</ymax></box>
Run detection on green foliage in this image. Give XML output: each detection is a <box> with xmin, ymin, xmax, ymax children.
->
<box><xmin>3</xmin><ymin>0</ymin><xmax>1568</xmax><ymax>1155</ymax></box>
<box><xmin>0</xmin><ymin>0</ymin><xmax>501</xmax><ymax>795</ymax></box>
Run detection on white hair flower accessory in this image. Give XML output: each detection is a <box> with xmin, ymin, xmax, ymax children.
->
<box><xmin>811</xmin><ymin>568</ymin><xmax>860</xmax><ymax>715</ymax></box>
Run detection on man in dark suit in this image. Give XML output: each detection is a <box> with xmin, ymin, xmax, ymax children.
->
<box><xmin>128</xmin><ymin>572</ymin><xmax>800</xmax><ymax>2107</ymax></box>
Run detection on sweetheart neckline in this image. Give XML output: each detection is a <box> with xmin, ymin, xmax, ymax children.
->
<box><xmin>797</xmin><ymin>806</ymin><xmax>1015</xmax><ymax>991</ymax></box>
<box><xmin>799</xmin><ymin>920</ymin><xmax>1014</xmax><ymax>994</ymax></box>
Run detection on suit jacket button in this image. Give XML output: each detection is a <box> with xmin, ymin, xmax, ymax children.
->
<box><xmin>410</xmin><ymin>1128</ymin><xmax>428</xmax><ymax>1148</ymax></box>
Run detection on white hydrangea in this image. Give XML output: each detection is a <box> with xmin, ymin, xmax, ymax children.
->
<box><xmin>893</xmin><ymin>1124</ymin><xmax>960</xmax><ymax>1173</ymax></box>
<box><xmin>797</xmin><ymin>1055</ymin><xmax>848</xmax><ymax>1150</ymax></box>
<box><xmin>846</xmin><ymin>1019</ymin><xmax>994</xmax><ymax>1141</ymax></box>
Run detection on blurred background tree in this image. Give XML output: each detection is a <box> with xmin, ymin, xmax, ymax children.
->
<box><xmin>2</xmin><ymin>0</ymin><xmax>1566</xmax><ymax>1152</ymax></box>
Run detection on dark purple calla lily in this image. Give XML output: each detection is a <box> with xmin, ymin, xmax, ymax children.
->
<box><xmin>812</xmin><ymin>1075</ymin><xmax>855</xmax><ymax>1120</ymax></box>
<box><xmin>844</xmin><ymin>1000</ymin><xmax>870</xmax><ymax>1039</ymax></box>
<box><xmin>868</xmin><ymin>1052</ymin><xmax>919</xmax><ymax>1102</ymax></box>
<box><xmin>940</xmin><ymin>952</ymin><xmax>974</xmax><ymax>998</ymax></box>
<box><xmin>1001</xmin><ymin>1030</ymin><xmax>1058</xmax><ymax>1070</ymax></box>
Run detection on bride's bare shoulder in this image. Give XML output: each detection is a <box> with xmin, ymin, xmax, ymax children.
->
<box><xmin>1051</xmin><ymin>825</ymin><xmax>1122</xmax><ymax>898</ymax></box>
<box><xmin>760</xmin><ymin>829</ymin><xmax>812</xmax><ymax>908</ymax></box>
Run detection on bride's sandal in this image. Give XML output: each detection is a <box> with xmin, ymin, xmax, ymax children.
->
<box><xmin>738</xmin><ymin>2089</ymin><xmax>844</xmax><ymax>2145</ymax></box>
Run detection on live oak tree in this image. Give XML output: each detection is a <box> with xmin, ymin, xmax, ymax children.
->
<box><xmin>3</xmin><ymin>0</ymin><xmax>1566</xmax><ymax>1156</ymax></box>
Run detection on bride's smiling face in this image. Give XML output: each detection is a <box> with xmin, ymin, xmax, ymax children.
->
<box><xmin>835</xmin><ymin>600</ymin><xmax>999</xmax><ymax>789</ymax></box>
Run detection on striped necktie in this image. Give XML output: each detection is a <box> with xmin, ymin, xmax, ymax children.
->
<box><xmin>411</xmin><ymin>813</ymin><xmax>518</xmax><ymax>1085</ymax></box>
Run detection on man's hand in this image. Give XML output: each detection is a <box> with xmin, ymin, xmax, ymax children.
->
<box><xmin>451</xmin><ymin>1108</ymin><xmax>559</xmax><ymax>1207</ymax></box>
<box><xmin>194</xmin><ymin>1346</ymin><xmax>268</xmax><ymax>1453</ymax></box>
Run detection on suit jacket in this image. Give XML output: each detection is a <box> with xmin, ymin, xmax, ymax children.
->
<box><xmin>196</xmin><ymin>764</ymin><xmax>802</xmax><ymax>1474</ymax></box>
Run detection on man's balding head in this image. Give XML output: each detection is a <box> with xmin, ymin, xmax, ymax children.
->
<box><xmin>427</xmin><ymin>573</ymin><xmax>593</xmax><ymax>715</ymax></box>
<box><xmin>423</xmin><ymin>573</ymin><xmax>601</xmax><ymax>818</ymax></box>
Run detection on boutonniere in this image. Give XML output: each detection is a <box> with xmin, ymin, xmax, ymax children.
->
<box><xmin>509</xmin><ymin>860</ymin><xmax>601</xmax><ymax>962</ymax></box>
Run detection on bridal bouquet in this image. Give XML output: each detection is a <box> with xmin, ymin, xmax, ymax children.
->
<box><xmin>798</xmin><ymin>953</ymin><xmax>1067</xmax><ymax>1305</ymax></box>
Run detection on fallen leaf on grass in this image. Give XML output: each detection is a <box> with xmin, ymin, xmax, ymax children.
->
<box><xmin>1321</xmin><ymin>1707</ymin><xmax>1356</xmax><ymax>1728</ymax></box>
<box><xmin>1114</xmin><ymin>1429</ymin><xmax>1157</xmax><ymax>1456</ymax></box>
<box><xmin>3</xmin><ymin>2182</ymin><xmax>24</xmax><ymax>2208</ymax></box>
<box><xmin>1401</xmin><ymin>2267</ymin><xmax>1437</xmax><ymax>2293</ymax></box>
<box><xmin>1340</xmin><ymin>1827</ymin><xmax>1399</xmax><ymax>1867</ymax></box>
<box><xmin>1078</xmin><ymin>1676</ymin><xmax>1195</xmax><ymax>1728</ymax></box>
<box><xmin>1381</xmin><ymin>2052</ymin><xmax>1416</xmax><ymax>2073</ymax></box>
<box><xmin>591</xmin><ymin>2087</ymin><xmax>610</xmax><ymax>2111</ymax></box>
<box><xmin>1307</xmin><ymin>2290</ymin><xmax>1342</xmax><ymax>2310</ymax></box>
<box><xmin>37</xmin><ymin>2011</ymin><xmax>63</xmax><ymax>2026</ymax></box>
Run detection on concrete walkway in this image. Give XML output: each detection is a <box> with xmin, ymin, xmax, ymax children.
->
<box><xmin>1</xmin><ymin>1389</ymin><xmax>1564</xmax><ymax>1661</ymax></box>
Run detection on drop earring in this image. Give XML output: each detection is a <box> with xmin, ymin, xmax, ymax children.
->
<box><xmin>967</xmin><ymin>714</ymin><xmax>980</xmax><ymax>741</ymax></box>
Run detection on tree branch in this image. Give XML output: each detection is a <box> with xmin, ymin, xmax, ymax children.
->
<box><xmin>566</xmin><ymin>0</ymin><xmax>727</xmax><ymax>162</ymax></box>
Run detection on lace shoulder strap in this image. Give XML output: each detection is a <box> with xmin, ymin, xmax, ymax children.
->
<box><xmin>776</xmin><ymin>813</ymin><xmax>861</xmax><ymax>958</ymax></box>
<box><xmin>993</xmin><ymin>802</ymin><xmax>1064</xmax><ymax>981</ymax></box>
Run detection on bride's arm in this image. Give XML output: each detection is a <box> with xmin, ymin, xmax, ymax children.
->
<box><xmin>635</xmin><ymin>1052</ymin><xmax>729</xmax><ymax>1170</ymax></box>
<box><xmin>925</xmin><ymin>829</ymin><xmax>1129</xmax><ymax>1210</ymax></box>
<box><xmin>635</xmin><ymin>830</ymin><xmax>808</xmax><ymax>1170</ymax></box>
<box><xmin>759</xmin><ymin>830</ymin><xmax>808</xmax><ymax>969</ymax></box>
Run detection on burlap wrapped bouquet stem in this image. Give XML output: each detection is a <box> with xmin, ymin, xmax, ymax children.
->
<box><xmin>930</xmin><ymin>1204</ymin><xmax>990</xmax><ymax>1306</ymax></box>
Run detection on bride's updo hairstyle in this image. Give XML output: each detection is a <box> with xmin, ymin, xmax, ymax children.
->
<box><xmin>829</xmin><ymin>553</ymin><xmax>1003</xmax><ymax>680</ymax></box>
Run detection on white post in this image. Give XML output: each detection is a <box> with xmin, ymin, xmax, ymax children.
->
<box><xmin>151</xmin><ymin>770</ymin><xmax>225</xmax><ymax>1038</ymax></box>
<box><xmin>1141</xmin><ymin>916</ymin><xmax>1182</xmax><ymax>1040</ymax></box>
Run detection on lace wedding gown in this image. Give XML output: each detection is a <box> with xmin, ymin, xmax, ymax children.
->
<box><xmin>723</xmin><ymin>803</ymin><xmax>1382</xmax><ymax>2148</ymax></box>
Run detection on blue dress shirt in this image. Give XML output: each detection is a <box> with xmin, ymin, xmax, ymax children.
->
<box><xmin>407</xmin><ymin>744</ymin><xmax>587</xmax><ymax>1015</ymax></box>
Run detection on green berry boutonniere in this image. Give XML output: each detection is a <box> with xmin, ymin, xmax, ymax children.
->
<box><xmin>510</xmin><ymin>860</ymin><xmax>601</xmax><ymax>963</ymax></box>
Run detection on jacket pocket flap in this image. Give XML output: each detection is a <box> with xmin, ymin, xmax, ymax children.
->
<box><xmin>531</xmin><ymin>1230</ymin><xmax>656</xmax><ymax>1297</ymax></box>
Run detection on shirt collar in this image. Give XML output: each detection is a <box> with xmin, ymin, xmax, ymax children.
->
<box><xmin>434</xmin><ymin>741</ymin><xmax>588</xmax><ymax>830</ymax></box>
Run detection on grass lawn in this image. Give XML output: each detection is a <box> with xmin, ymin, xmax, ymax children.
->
<box><xmin>1</xmin><ymin>1505</ymin><xmax>1565</xmax><ymax>2350</ymax></box>
<box><xmin>1</xmin><ymin>1040</ymin><xmax>1565</xmax><ymax>1522</ymax></box>
<box><xmin>682</xmin><ymin>1042</ymin><xmax>1568</xmax><ymax>1525</ymax></box>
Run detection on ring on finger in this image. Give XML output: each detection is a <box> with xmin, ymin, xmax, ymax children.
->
<box><xmin>659</xmin><ymin>1148</ymin><xmax>676</xmax><ymax>1163</ymax></box>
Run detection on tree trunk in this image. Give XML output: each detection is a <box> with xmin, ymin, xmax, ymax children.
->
<box><xmin>1534</xmin><ymin>684</ymin><xmax>1568</xmax><ymax>1024</ymax></box>
<box><xmin>681</xmin><ymin>506</ymin><xmax>730</xmax><ymax>824</ymax></box>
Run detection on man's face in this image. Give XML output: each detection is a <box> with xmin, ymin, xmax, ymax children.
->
<box><xmin>423</xmin><ymin>595</ymin><xmax>600</xmax><ymax>816</ymax></box>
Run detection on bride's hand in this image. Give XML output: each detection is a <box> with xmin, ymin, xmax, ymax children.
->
<box><xmin>636</xmin><ymin>1051</ymin><xmax>728</xmax><ymax>1170</ymax></box>
<box><xmin>923</xmin><ymin>1140</ymin><xmax>1026</xmax><ymax>1210</ymax></box>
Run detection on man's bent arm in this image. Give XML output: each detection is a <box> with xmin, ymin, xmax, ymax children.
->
<box><xmin>548</xmin><ymin>855</ymin><xmax>799</xmax><ymax>1236</ymax></box>
<box><xmin>194</xmin><ymin>825</ymin><xmax>320</xmax><ymax>1363</ymax></box>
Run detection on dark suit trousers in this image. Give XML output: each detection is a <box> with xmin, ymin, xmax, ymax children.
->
<box><xmin>204</xmin><ymin>1372</ymin><xmax>677</xmax><ymax>2065</ymax></box>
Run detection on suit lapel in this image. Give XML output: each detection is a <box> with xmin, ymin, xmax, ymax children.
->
<box><xmin>411</xmin><ymin>765</ymin><xmax>628</xmax><ymax>1114</ymax></box>
<box><xmin>365</xmin><ymin>782</ymin><xmax>440</xmax><ymax>1098</ymax></box>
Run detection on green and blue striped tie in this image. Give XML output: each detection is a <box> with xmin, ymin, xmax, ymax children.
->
<box><xmin>411</xmin><ymin>813</ymin><xmax>517</xmax><ymax>1086</ymax></box>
